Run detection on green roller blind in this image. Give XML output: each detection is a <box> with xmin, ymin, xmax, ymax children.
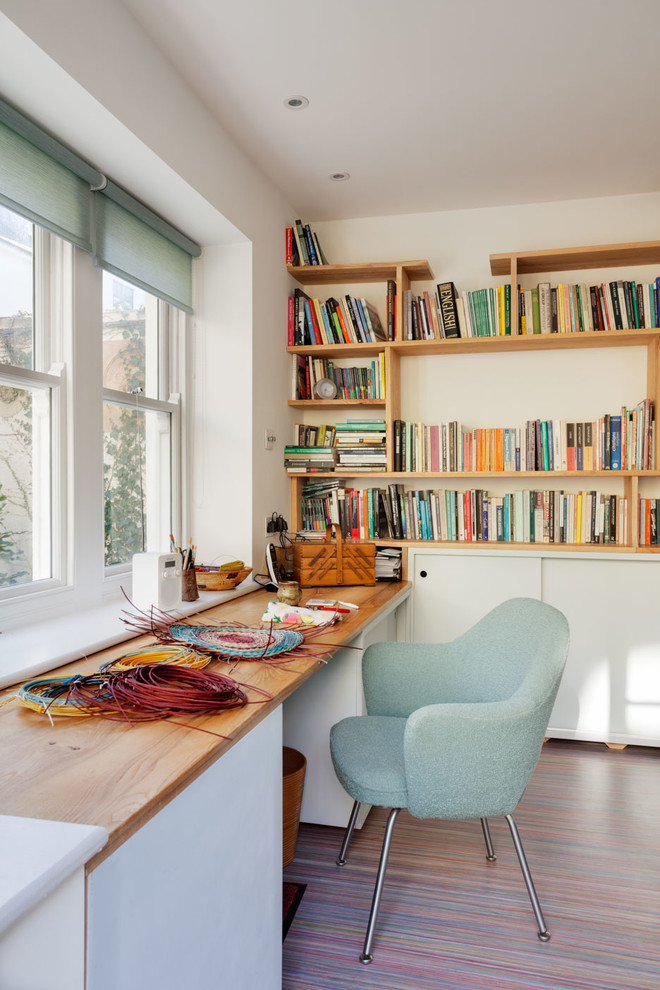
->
<box><xmin>0</xmin><ymin>98</ymin><xmax>202</xmax><ymax>313</ymax></box>
<box><xmin>93</xmin><ymin>180</ymin><xmax>201</xmax><ymax>314</ymax></box>
<box><xmin>0</xmin><ymin>100</ymin><xmax>103</xmax><ymax>250</ymax></box>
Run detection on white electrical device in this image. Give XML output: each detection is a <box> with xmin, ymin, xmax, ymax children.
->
<box><xmin>132</xmin><ymin>552</ymin><xmax>182</xmax><ymax>611</ymax></box>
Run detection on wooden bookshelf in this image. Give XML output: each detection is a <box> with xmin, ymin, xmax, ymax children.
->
<box><xmin>286</xmin><ymin>242</ymin><xmax>660</xmax><ymax>553</ymax></box>
<box><xmin>490</xmin><ymin>241</ymin><xmax>660</xmax><ymax>277</ymax></box>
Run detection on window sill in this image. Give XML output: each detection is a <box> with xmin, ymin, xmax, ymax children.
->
<box><xmin>0</xmin><ymin>581</ymin><xmax>262</xmax><ymax>690</ymax></box>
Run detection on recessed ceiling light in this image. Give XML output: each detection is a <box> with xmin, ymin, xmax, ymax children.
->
<box><xmin>329</xmin><ymin>171</ymin><xmax>350</xmax><ymax>181</ymax></box>
<box><xmin>284</xmin><ymin>95</ymin><xmax>309</xmax><ymax>110</ymax></box>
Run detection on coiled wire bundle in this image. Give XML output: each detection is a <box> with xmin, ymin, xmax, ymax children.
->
<box><xmin>17</xmin><ymin>664</ymin><xmax>268</xmax><ymax>724</ymax></box>
<box><xmin>100</xmin><ymin>643</ymin><xmax>211</xmax><ymax>672</ymax></box>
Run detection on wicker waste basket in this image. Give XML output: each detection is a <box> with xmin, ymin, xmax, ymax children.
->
<box><xmin>283</xmin><ymin>747</ymin><xmax>306</xmax><ymax>868</ymax></box>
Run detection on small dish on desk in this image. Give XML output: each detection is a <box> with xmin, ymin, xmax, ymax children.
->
<box><xmin>195</xmin><ymin>565</ymin><xmax>252</xmax><ymax>591</ymax></box>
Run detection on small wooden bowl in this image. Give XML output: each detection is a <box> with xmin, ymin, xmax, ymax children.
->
<box><xmin>195</xmin><ymin>566</ymin><xmax>252</xmax><ymax>591</ymax></box>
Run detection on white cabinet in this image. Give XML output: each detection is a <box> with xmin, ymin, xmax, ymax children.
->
<box><xmin>409</xmin><ymin>548</ymin><xmax>660</xmax><ymax>747</ymax></box>
<box><xmin>411</xmin><ymin>550</ymin><xmax>541</xmax><ymax>642</ymax></box>
<box><xmin>283</xmin><ymin>590</ymin><xmax>411</xmax><ymax>827</ymax></box>
<box><xmin>87</xmin><ymin>708</ymin><xmax>283</xmax><ymax>990</ymax></box>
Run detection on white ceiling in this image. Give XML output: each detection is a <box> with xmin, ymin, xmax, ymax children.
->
<box><xmin>121</xmin><ymin>0</ymin><xmax>660</xmax><ymax>222</ymax></box>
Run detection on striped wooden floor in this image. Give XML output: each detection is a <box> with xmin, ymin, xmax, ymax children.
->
<box><xmin>283</xmin><ymin>740</ymin><xmax>659</xmax><ymax>990</ymax></box>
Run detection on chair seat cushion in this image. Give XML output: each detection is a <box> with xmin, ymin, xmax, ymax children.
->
<box><xmin>330</xmin><ymin>716</ymin><xmax>408</xmax><ymax>808</ymax></box>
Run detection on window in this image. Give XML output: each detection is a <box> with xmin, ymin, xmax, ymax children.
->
<box><xmin>0</xmin><ymin>97</ymin><xmax>198</xmax><ymax>622</ymax></box>
<box><xmin>0</xmin><ymin>204</ymin><xmax>60</xmax><ymax>590</ymax></box>
<box><xmin>102</xmin><ymin>272</ymin><xmax>181</xmax><ymax>567</ymax></box>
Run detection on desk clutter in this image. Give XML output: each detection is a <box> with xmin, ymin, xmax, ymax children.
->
<box><xmin>6</xmin><ymin>603</ymin><xmax>337</xmax><ymax>727</ymax></box>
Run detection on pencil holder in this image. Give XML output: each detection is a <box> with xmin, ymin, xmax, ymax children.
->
<box><xmin>181</xmin><ymin>567</ymin><xmax>199</xmax><ymax>602</ymax></box>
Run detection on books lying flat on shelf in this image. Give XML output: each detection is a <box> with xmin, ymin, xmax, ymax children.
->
<box><xmin>284</xmin><ymin>447</ymin><xmax>337</xmax><ymax>473</ymax></box>
<box><xmin>375</xmin><ymin>546</ymin><xmax>402</xmax><ymax>581</ymax></box>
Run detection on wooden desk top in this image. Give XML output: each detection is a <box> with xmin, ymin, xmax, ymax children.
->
<box><xmin>0</xmin><ymin>583</ymin><xmax>410</xmax><ymax>866</ymax></box>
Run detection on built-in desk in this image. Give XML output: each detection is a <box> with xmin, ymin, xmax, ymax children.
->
<box><xmin>0</xmin><ymin>583</ymin><xmax>411</xmax><ymax>990</ymax></box>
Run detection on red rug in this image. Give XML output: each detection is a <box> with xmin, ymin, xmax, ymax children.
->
<box><xmin>283</xmin><ymin>882</ymin><xmax>306</xmax><ymax>941</ymax></box>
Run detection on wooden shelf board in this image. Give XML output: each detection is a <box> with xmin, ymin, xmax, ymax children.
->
<box><xmin>490</xmin><ymin>241</ymin><xmax>660</xmax><ymax>276</ymax></box>
<box><xmin>289</xmin><ymin>328</ymin><xmax>660</xmax><ymax>357</ymax></box>
<box><xmin>287</xmin><ymin>260</ymin><xmax>434</xmax><ymax>285</ymax></box>
<box><xmin>288</xmin><ymin>399</ymin><xmax>385</xmax><ymax>408</ymax></box>
<box><xmin>288</xmin><ymin>342</ymin><xmax>385</xmax><ymax>357</ymax></box>
<box><xmin>289</xmin><ymin>469</ymin><xmax>660</xmax><ymax>479</ymax></box>
<box><xmin>405</xmin><ymin>539</ymin><xmax>637</xmax><ymax>552</ymax></box>
<box><xmin>391</xmin><ymin>328</ymin><xmax>660</xmax><ymax>354</ymax></box>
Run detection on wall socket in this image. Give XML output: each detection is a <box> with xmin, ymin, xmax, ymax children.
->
<box><xmin>265</xmin><ymin>513</ymin><xmax>288</xmax><ymax>536</ymax></box>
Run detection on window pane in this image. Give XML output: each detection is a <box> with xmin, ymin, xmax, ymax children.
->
<box><xmin>0</xmin><ymin>380</ymin><xmax>51</xmax><ymax>587</ymax></box>
<box><xmin>103</xmin><ymin>401</ymin><xmax>171</xmax><ymax>566</ymax></box>
<box><xmin>0</xmin><ymin>204</ymin><xmax>33</xmax><ymax>369</ymax></box>
<box><xmin>102</xmin><ymin>271</ymin><xmax>159</xmax><ymax>397</ymax></box>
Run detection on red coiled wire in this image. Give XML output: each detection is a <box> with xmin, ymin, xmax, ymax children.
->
<box><xmin>63</xmin><ymin>664</ymin><xmax>271</xmax><ymax>724</ymax></box>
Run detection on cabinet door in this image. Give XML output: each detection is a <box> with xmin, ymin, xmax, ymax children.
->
<box><xmin>543</xmin><ymin>557</ymin><xmax>660</xmax><ymax>745</ymax></box>
<box><xmin>411</xmin><ymin>550</ymin><xmax>542</xmax><ymax>642</ymax></box>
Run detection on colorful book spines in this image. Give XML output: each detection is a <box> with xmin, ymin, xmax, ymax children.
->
<box><xmin>389</xmin><ymin>405</ymin><xmax>653</xmax><ymax>473</ymax></box>
<box><xmin>301</xmin><ymin>484</ymin><xmax>628</xmax><ymax>545</ymax></box>
<box><xmin>285</xmin><ymin>221</ymin><xmax>327</xmax><ymax>266</ymax></box>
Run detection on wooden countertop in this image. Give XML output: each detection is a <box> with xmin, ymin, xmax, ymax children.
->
<box><xmin>0</xmin><ymin>584</ymin><xmax>410</xmax><ymax>867</ymax></box>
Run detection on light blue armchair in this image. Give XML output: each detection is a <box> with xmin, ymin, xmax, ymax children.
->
<box><xmin>330</xmin><ymin>597</ymin><xmax>570</xmax><ymax>963</ymax></box>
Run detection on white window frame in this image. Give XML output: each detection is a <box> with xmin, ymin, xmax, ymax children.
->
<box><xmin>0</xmin><ymin>238</ymin><xmax>188</xmax><ymax>629</ymax></box>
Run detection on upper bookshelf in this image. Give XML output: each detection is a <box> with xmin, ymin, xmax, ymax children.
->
<box><xmin>287</xmin><ymin>260</ymin><xmax>434</xmax><ymax>285</ymax></box>
<box><xmin>490</xmin><ymin>241</ymin><xmax>660</xmax><ymax>277</ymax></box>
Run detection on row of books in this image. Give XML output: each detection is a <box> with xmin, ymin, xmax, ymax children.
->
<box><xmin>289</xmin><ymin>288</ymin><xmax>386</xmax><ymax>346</ymax></box>
<box><xmin>285</xmin><ymin>220</ymin><xmax>328</xmax><ymax>267</ymax></box>
<box><xmin>293</xmin><ymin>423</ymin><xmax>336</xmax><ymax>448</ymax></box>
<box><xmin>300</xmin><ymin>479</ymin><xmax>628</xmax><ymax>545</ymax></box>
<box><xmin>402</xmin><ymin>283</ymin><xmax>508</xmax><ymax>340</ymax></box>
<box><xmin>419</xmin><ymin>278</ymin><xmax>660</xmax><ymax>340</ymax></box>
<box><xmin>519</xmin><ymin>279</ymin><xmax>660</xmax><ymax>335</ymax></box>
<box><xmin>293</xmin><ymin>353</ymin><xmax>385</xmax><ymax>400</ymax></box>
<box><xmin>393</xmin><ymin>403</ymin><xmax>655</xmax><ymax>473</ymax></box>
<box><xmin>638</xmin><ymin>498</ymin><xmax>660</xmax><ymax>545</ymax></box>
<box><xmin>289</xmin><ymin>276</ymin><xmax>660</xmax><ymax>347</ymax></box>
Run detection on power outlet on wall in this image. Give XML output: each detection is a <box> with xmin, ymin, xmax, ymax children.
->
<box><xmin>265</xmin><ymin>512</ymin><xmax>288</xmax><ymax>537</ymax></box>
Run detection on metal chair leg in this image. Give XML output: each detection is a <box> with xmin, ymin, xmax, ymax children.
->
<box><xmin>480</xmin><ymin>817</ymin><xmax>497</xmax><ymax>861</ymax></box>
<box><xmin>336</xmin><ymin>800</ymin><xmax>361</xmax><ymax>866</ymax></box>
<box><xmin>360</xmin><ymin>807</ymin><xmax>400</xmax><ymax>964</ymax></box>
<box><xmin>505</xmin><ymin>813</ymin><xmax>551</xmax><ymax>942</ymax></box>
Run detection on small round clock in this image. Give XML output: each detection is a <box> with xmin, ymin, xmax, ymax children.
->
<box><xmin>313</xmin><ymin>377</ymin><xmax>337</xmax><ymax>399</ymax></box>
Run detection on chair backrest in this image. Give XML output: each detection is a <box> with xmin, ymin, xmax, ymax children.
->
<box><xmin>439</xmin><ymin>597</ymin><xmax>569</xmax><ymax>704</ymax></box>
<box><xmin>362</xmin><ymin>597</ymin><xmax>570</xmax><ymax>819</ymax></box>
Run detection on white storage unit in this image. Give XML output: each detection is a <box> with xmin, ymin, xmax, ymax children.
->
<box><xmin>409</xmin><ymin>548</ymin><xmax>660</xmax><ymax>748</ymax></box>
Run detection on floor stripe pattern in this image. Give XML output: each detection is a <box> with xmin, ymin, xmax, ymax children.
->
<box><xmin>282</xmin><ymin>741</ymin><xmax>659</xmax><ymax>990</ymax></box>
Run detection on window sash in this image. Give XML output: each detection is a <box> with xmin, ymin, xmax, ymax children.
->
<box><xmin>0</xmin><ymin>364</ymin><xmax>62</xmax><ymax>595</ymax></box>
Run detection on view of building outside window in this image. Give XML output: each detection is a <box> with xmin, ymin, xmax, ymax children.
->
<box><xmin>0</xmin><ymin>204</ymin><xmax>177</xmax><ymax>589</ymax></box>
<box><xmin>0</xmin><ymin>205</ymin><xmax>39</xmax><ymax>587</ymax></box>
<box><xmin>102</xmin><ymin>273</ymin><xmax>172</xmax><ymax>567</ymax></box>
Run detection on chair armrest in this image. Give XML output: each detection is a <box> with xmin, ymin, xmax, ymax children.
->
<box><xmin>403</xmin><ymin>696</ymin><xmax>552</xmax><ymax>820</ymax></box>
<box><xmin>362</xmin><ymin>641</ymin><xmax>460</xmax><ymax>717</ymax></box>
